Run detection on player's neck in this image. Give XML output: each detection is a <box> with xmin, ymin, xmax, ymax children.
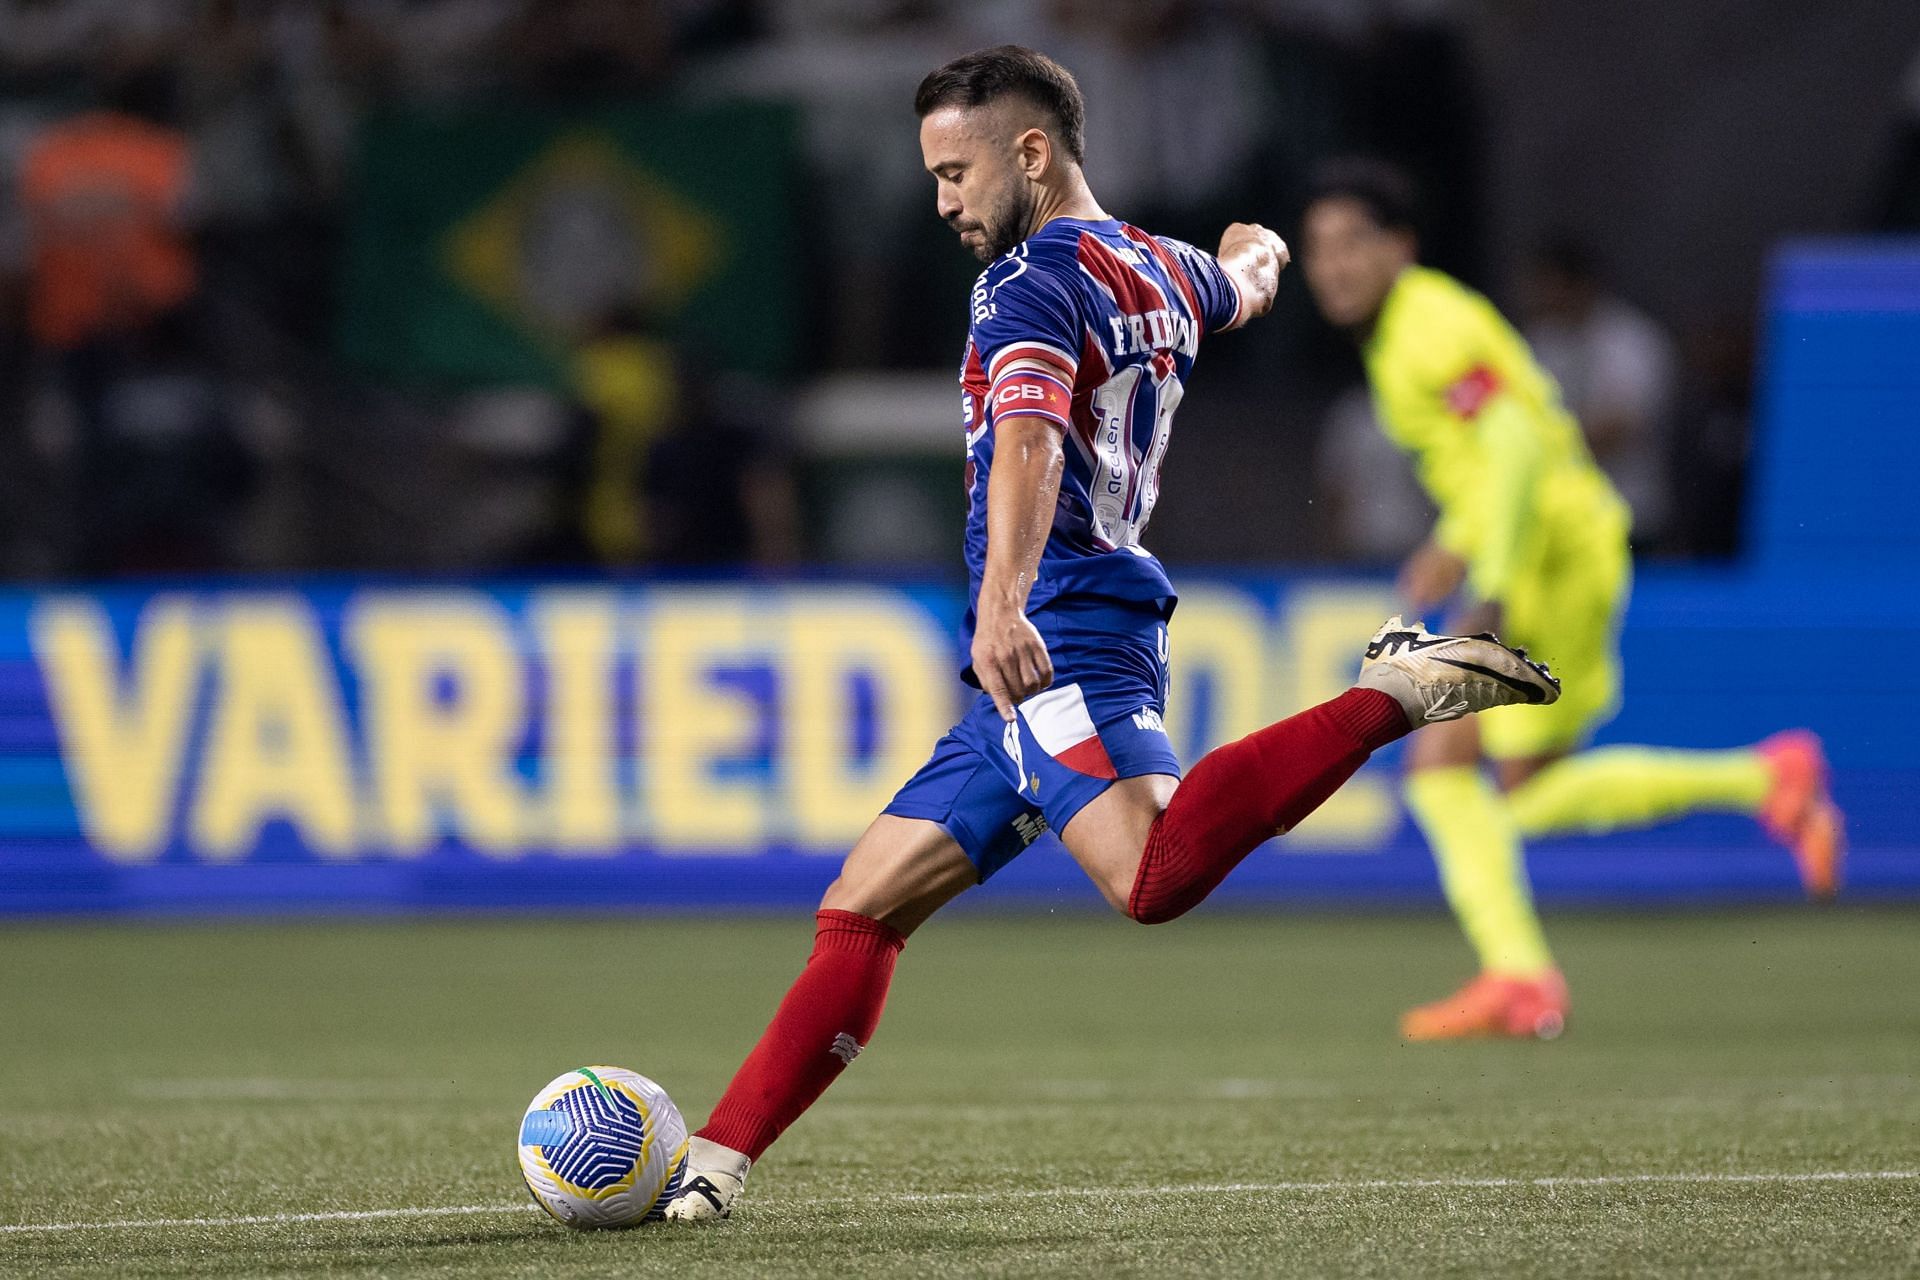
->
<box><xmin>1028</xmin><ymin>177</ymin><xmax>1108</xmax><ymax>237</ymax></box>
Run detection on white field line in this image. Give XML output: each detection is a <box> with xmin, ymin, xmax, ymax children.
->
<box><xmin>4</xmin><ymin>1169</ymin><xmax>1917</xmax><ymax>1236</ymax></box>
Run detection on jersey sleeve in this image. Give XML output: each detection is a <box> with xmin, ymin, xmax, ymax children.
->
<box><xmin>1155</xmin><ymin>236</ymin><xmax>1243</xmax><ymax>334</ymax></box>
<box><xmin>970</xmin><ymin>255</ymin><xmax>1083</xmax><ymax>432</ymax></box>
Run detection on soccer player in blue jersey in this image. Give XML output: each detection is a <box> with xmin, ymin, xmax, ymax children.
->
<box><xmin>664</xmin><ymin>46</ymin><xmax>1560</xmax><ymax>1221</ymax></box>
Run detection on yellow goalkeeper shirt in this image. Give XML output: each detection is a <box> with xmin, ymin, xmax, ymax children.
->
<box><xmin>1362</xmin><ymin>266</ymin><xmax>1629</xmax><ymax>602</ymax></box>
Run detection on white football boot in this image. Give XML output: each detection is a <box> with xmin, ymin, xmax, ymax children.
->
<box><xmin>1356</xmin><ymin>616</ymin><xmax>1560</xmax><ymax>725</ymax></box>
<box><xmin>662</xmin><ymin>1137</ymin><xmax>751</xmax><ymax>1222</ymax></box>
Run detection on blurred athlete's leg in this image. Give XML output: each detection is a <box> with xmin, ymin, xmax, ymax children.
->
<box><xmin>1403</xmin><ymin>716</ymin><xmax>1555</xmax><ymax>981</ymax></box>
<box><xmin>1394</xmin><ymin>549</ymin><xmax>1605</xmax><ymax>1041</ymax></box>
<box><xmin>1502</xmin><ymin>734</ymin><xmax>1843</xmax><ymax>899</ymax></box>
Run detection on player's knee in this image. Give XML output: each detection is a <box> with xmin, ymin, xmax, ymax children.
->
<box><xmin>819</xmin><ymin>843</ymin><xmax>914</xmax><ymax>917</ymax></box>
<box><xmin>818</xmin><ymin>818</ymin><xmax>978</xmax><ymax>937</ymax></box>
<box><xmin>820</xmin><ymin>865</ymin><xmax>931</xmax><ymax>931</ymax></box>
<box><xmin>1066</xmin><ymin>855</ymin><xmax>1162</xmax><ymax>921</ymax></box>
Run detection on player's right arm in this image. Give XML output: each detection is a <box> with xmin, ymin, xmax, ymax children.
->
<box><xmin>968</xmin><ymin>255</ymin><xmax>1083</xmax><ymax>721</ymax></box>
<box><xmin>974</xmin><ymin>404</ymin><xmax>1064</xmax><ymax>721</ymax></box>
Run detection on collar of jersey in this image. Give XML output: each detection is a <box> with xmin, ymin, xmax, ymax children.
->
<box><xmin>1036</xmin><ymin>215</ymin><xmax>1121</xmax><ymax>235</ymax></box>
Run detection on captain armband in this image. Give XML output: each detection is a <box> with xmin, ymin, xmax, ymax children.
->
<box><xmin>988</xmin><ymin>369</ymin><xmax>1074</xmax><ymax>431</ymax></box>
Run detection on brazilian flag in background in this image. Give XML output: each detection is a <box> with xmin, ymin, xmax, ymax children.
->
<box><xmin>338</xmin><ymin>102</ymin><xmax>799</xmax><ymax>388</ymax></box>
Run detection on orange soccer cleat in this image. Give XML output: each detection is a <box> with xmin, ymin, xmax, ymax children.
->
<box><xmin>1757</xmin><ymin>730</ymin><xmax>1847</xmax><ymax>900</ymax></box>
<box><xmin>1400</xmin><ymin>970</ymin><xmax>1569</xmax><ymax>1042</ymax></box>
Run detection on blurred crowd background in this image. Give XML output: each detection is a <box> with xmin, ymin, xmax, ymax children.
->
<box><xmin>0</xmin><ymin>0</ymin><xmax>1915</xmax><ymax>583</ymax></box>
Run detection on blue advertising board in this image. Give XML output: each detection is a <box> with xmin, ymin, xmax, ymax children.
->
<box><xmin>0</xmin><ymin>571</ymin><xmax>1912</xmax><ymax>916</ymax></box>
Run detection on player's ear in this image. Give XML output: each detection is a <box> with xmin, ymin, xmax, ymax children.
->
<box><xmin>1014</xmin><ymin>126</ymin><xmax>1052</xmax><ymax>181</ymax></box>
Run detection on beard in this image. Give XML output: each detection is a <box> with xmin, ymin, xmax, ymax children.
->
<box><xmin>956</xmin><ymin>185</ymin><xmax>1035</xmax><ymax>262</ymax></box>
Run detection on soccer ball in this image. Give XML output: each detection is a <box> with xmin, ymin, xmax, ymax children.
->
<box><xmin>517</xmin><ymin>1066</ymin><xmax>689</xmax><ymax>1229</ymax></box>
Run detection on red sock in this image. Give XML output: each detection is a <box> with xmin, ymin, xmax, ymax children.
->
<box><xmin>1127</xmin><ymin>688</ymin><xmax>1408</xmax><ymax>924</ymax></box>
<box><xmin>697</xmin><ymin>909</ymin><xmax>904</xmax><ymax>1160</ymax></box>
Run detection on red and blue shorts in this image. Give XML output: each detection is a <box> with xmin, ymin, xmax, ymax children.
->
<box><xmin>883</xmin><ymin>597</ymin><xmax>1181</xmax><ymax>881</ymax></box>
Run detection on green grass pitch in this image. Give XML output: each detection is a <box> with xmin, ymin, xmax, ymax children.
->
<box><xmin>3</xmin><ymin>907</ymin><xmax>1916</xmax><ymax>1277</ymax></box>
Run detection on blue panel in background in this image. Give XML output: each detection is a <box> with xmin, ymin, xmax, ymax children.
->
<box><xmin>1748</xmin><ymin>239</ymin><xmax>1920</xmax><ymax>569</ymax></box>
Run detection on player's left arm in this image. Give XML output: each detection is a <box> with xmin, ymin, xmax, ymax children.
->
<box><xmin>1214</xmin><ymin>222</ymin><xmax>1289</xmax><ymax>330</ymax></box>
<box><xmin>1156</xmin><ymin>227</ymin><xmax>1288</xmax><ymax>333</ymax></box>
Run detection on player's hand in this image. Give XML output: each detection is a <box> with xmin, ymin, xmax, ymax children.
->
<box><xmin>1397</xmin><ymin>541</ymin><xmax>1468</xmax><ymax>614</ymax></box>
<box><xmin>1219</xmin><ymin>222</ymin><xmax>1290</xmax><ymax>272</ymax></box>
<box><xmin>971</xmin><ymin>607</ymin><xmax>1053</xmax><ymax>722</ymax></box>
<box><xmin>1217</xmin><ymin>222</ymin><xmax>1290</xmax><ymax>322</ymax></box>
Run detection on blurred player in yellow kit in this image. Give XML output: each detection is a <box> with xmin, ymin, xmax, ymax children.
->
<box><xmin>1300</xmin><ymin>159</ymin><xmax>1845</xmax><ymax>1040</ymax></box>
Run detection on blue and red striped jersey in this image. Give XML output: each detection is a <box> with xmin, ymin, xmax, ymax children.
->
<box><xmin>958</xmin><ymin>216</ymin><xmax>1241</xmax><ymax>631</ymax></box>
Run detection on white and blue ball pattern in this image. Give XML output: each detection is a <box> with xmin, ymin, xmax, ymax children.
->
<box><xmin>518</xmin><ymin>1066</ymin><xmax>689</xmax><ymax>1229</ymax></box>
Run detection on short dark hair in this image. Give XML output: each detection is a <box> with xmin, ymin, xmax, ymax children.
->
<box><xmin>1308</xmin><ymin>157</ymin><xmax>1422</xmax><ymax>236</ymax></box>
<box><xmin>914</xmin><ymin>45</ymin><xmax>1087</xmax><ymax>166</ymax></box>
